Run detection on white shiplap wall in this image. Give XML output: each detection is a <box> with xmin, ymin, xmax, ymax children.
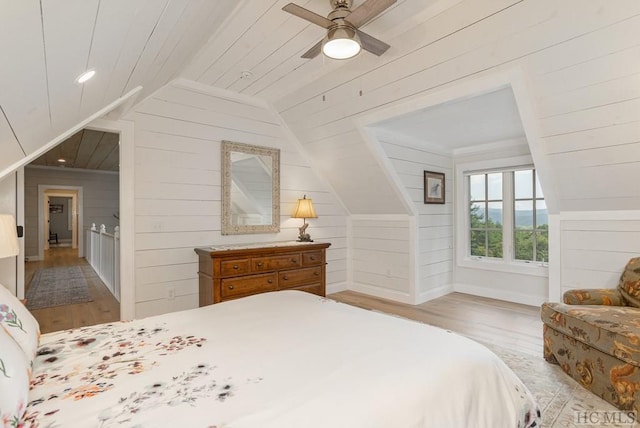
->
<box><xmin>125</xmin><ymin>79</ymin><xmax>347</xmax><ymax>317</ymax></box>
<box><xmin>270</xmin><ymin>1</ymin><xmax>640</xmax><ymax>303</ymax></box>
<box><xmin>553</xmin><ymin>211</ymin><xmax>640</xmax><ymax>300</ymax></box>
<box><xmin>23</xmin><ymin>166</ymin><xmax>119</xmax><ymax>259</ymax></box>
<box><xmin>349</xmin><ymin>215</ymin><xmax>414</xmax><ymax>303</ymax></box>
<box><xmin>376</xmin><ymin>134</ymin><xmax>454</xmax><ymax>303</ymax></box>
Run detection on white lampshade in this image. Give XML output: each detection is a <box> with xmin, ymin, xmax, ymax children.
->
<box><xmin>292</xmin><ymin>195</ymin><xmax>318</xmax><ymax>219</ymax></box>
<box><xmin>322</xmin><ymin>26</ymin><xmax>361</xmax><ymax>60</ymax></box>
<box><xmin>0</xmin><ymin>214</ymin><xmax>19</xmax><ymax>259</ymax></box>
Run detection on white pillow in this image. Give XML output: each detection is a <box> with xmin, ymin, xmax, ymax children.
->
<box><xmin>0</xmin><ymin>326</ymin><xmax>30</xmax><ymax>426</ymax></box>
<box><xmin>0</xmin><ymin>284</ymin><xmax>40</xmax><ymax>363</ymax></box>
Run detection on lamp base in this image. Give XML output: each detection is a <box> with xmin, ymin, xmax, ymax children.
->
<box><xmin>297</xmin><ymin>235</ymin><xmax>314</xmax><ymax>242</ymax></box>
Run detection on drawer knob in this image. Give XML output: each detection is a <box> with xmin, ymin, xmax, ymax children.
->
<box><xmin>310</xmin><ymin>256</ymin><xmax>316</xmax><ymax>260</ymax></box>
<box><xmin>233</xmin><ymin>265</ymin><xmax>239</xmax><ymax>270</ymax></box>
<box><xmin>283</xmin><ymin>275</ymin><xmax>289</xmax><ymax>280</ymax></box>
<box><xmin>257</xmin><ymin>262</ymin><xmax>263</xmax><ymax>267</ymax></box>
<box><xmin>267</xmin><ymin>279</ymin><xmax>273</xmax><ymax>284</ymax></box>
<box><xmin>314</xmin><ymin>271</ymin><xmax>320</xmax><ymax>276</ymax></box>
<box><xmin>291</xmin><ymin>258</ymin><xmax>297</xmax><ymax>263</ymax></box>
<box><xmin>228</xmin><ymin>285</ymin><xmax>234</xmax><ymax>290</ymax></box>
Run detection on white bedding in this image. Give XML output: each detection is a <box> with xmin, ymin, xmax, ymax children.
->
<box><xmin>25</xmin><ymin>291</ymin><xmax>539</xmax><ymax>427</ymax></box>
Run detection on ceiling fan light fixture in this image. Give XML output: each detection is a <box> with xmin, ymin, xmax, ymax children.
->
<box><xmin>322</xmin><ymin>25</ymin><xmax>361</xmax><ymax>60</ymax></box>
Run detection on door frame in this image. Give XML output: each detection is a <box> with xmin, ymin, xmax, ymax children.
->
<box><xmin>38</xmin><ymin>185</ymin><xmax>83</xmax><ymax>259</ymax></box>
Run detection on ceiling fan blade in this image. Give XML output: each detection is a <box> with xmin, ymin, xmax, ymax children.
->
<box><xmin>282</xmin><ymin>3</ymin><xmax>334</xmax><ymax>29</ymax></box>
<box><xmin>356</xmin><ymin>29</ymin><xmax>390</xmax><ymax>56</ymax></box>
<box><xmin>301</xmin><ymin>39</ymin><xmax>324</xmax><ymax>59</ymax></box>
<box><xmin>346</xmin><ymin>0</ymin><xmax>397</xmax><ymax>28</ymax></box>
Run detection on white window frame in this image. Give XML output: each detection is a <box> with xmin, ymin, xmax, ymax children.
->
<box><xmin>455</xmin><ymin>155</ymin><xmax>548</xmax><ymax>277</ymax></box>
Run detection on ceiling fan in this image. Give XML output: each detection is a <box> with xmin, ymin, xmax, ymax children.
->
<box><xmin>283</xmin><ymin>0</ymin><xmax>396</xmax><ymax>60</ymax></box>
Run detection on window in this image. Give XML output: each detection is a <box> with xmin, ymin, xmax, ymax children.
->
<box><xmin>466</xmin><ymin>167</ymin><xmax>547</xmax><ymax>265</ymax></box>
<box><xmin>513</xmin><ymin>169</ymin><xmax>548</xmax><ymax>262</ymax></box>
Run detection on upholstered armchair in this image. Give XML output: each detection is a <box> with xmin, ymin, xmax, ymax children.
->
<box><xmin>541</xmin><ymin>257</ymin><xmax>640</xmax><ymax>412</ymax></box>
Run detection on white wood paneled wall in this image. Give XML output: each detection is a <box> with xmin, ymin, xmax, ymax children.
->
<box><xmin>23</xmin><ymin>167</ymin><xmax>119</xmax><ymax>259</ymax></box>
<box><xmin>376</xmin><ymin>135</ymin><xmax>454</xmax><ymax>303</ymax></box>
<box><xmin>125</xmin><ymin>80</ymin><xmax>347</xmax><ymax>317</ymax></box>
<box><xmin>553</xmin><ymin>211</ymin><xmax>640</xmax><ymax>300</ymax></box>
<box><xmin>349</xmin><ymin>215</ymin><xmax>413</xmax><ymax>303</ymax></box>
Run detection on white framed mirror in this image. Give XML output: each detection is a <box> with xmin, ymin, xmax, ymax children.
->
<box><xmin>221</xmin><ymin>141</ymin><xmax>280</xmax><ymax>235</ymax></box>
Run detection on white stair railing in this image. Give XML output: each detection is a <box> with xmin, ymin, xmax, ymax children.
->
<box><xmin>86</xmin><ymin>223</ymin><xmax>120</xmax><ymax>302</ymax></box>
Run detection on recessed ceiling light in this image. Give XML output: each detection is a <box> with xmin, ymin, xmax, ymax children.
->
<box><xmin>76</xmin><ymin>69</ymin><xmax>96</xmax><ymax>84</ymax></box>
<box><xmin>57</xmin><ymin>158</ymin><xmax>66</xmax><ymax>163</ymax></box>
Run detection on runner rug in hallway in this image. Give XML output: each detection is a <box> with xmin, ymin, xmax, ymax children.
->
<box><xmin>26</xmin><ymin>266</ymin><xmax>93</xmax><ymax>310</ymax></box>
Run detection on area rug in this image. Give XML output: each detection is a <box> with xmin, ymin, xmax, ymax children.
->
<box><xmin>487</xmin><ymin>344</ymin><xmax>632</xmax><ymax>428</ymax></box>
<box><xmin>26</xmin><ymin>266</ymin><xmax>93</xmax><ymax>310</ymax></box>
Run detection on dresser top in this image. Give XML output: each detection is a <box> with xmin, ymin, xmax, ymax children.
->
<box><xmin>194</xmin><ymin>241</ymin><xmax>330</xmax><ymax>257</ymax></box>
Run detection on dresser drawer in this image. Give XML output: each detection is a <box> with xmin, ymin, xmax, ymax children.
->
<box><xmin>302</xmin><ymin>250</ymin><xmax>323</xmax><ymax>266</ymax></box>
<box><xmin>220</xmin><ymin>259</ymin><xmax>250</xmax><ymax>276</ymax></box>
<box><xmin>279</xmin><ymin>266</ymin><xmax>322</xmax><ymax>289</ymax></box>
<box><xmin>221</xmin><ymin>273</ymin><xmax>277</xmax><ymax>298</ymax></box>
<box><xmin>253</xmin><ymin>253</ymin><xmax>301</xmax><ymax>271</ymax></box>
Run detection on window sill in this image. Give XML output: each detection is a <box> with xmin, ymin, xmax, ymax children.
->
<box><xmin>457</xmin><ymin>257</ymin><xmax>549</xmax><ymax>277</ymax></box>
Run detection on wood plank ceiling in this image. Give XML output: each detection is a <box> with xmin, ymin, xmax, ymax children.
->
<box><xmin>0</xmin><ymin>0</ymin><xmax>238</xmax><ymax>172</ymax></box>
<box><xmin>29</xmin><ymin>129</ymin><xmax>119</xmax><ymax>172</ymax></box>
<box><xmin>7</xmin><ymin>0</ymin><xmax>421</xmax><ymax>175</ymax></box>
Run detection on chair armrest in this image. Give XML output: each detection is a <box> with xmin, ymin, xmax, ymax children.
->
<box><xmin>562</xmin><ymin>288</ymin><xmax>625</xmax><ymax>306</ymax></box>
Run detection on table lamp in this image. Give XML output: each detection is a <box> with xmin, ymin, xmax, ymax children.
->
<box><xmin>292</xmin><ymin>195</ymin><xmax>317</xmax><ymax>242</ymax></box>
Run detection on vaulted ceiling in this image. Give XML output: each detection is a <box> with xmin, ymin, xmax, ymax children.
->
<box><xmin>3</xmin><ymin>0</ymin><xmax>426</xmax><ymax>175</ymax></box>
<box><xmin>0</xmin><ymin>0</ymin><xmax>238</xmax><ymax>172</ymax></box>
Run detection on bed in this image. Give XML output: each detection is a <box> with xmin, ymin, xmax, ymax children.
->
<box><xmin>2</xmin><ymin>289</ymin><xmax>540</xmax><ymax>428</ymax></box>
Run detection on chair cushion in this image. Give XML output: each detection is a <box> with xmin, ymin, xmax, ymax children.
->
<box><xmin>618</xmin><ymin>257</ymin><xmax>640</xmax><ymax>308</ymax></box>
<box><xmin>0</xmin><ymin>284</ymin><xmax>40</xmax><ymax>365</ymax></box>
<box><xmin>541</xmin><ymin>302</ymin><xmax>640</xmax><ymax>367</ymax></box>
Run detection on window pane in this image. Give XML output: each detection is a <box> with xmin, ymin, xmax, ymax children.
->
<box><xmin>514</xmin><ymin>230</ymin><xmax>533</xmax><ymax>261</ymax></box>
<box><xmin>470</xmin><ymin>230</ymin><xmax>486</xmax><ymax>256</ymax></box>
<box><xmin>470</xmin><ymin>202</ymin><xmax>485</xmax><ymax>227</ymax></box>
<box><xmin>487</xmin><ymin>201</ymin><xmax>503</xmax><ymax>226</ymax></box>
<box><xmin>514</xmin><ymin>170</ymin><xmax>533</xmax><ymax>199</ymax></box>
<box><xmin>536</xmin><ymin>231</ymin><xmax>549</xmax><ymax>262</ymax></box>
<box><xmin>487</xmin><ymin>173</ymin><xmax>502</xmax><ymax>200</ymax></box>
<box><xmin>487</xmin><ymin>230</ymin><xmax>503</xmax><ymax>258</ymax></box>
<box><xmin>515</xmin><ymin>200</ymin><xmax>533</xmax><ymax>228</ymax></box>
<box><xmin>536</xmin><ymin>200</ymin><xmax>548</xmax><ymax>228</ymax></box>
<box><xmin>469</xmin><ymin>175</ymin><xmax>485</xmax><ymax>201</ymax></box>
<box><xmin>535</xmin><ymin>174</ymin><xmax>544</xmax><ymax>198</ymax></box>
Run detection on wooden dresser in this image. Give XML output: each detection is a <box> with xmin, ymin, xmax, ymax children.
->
<box><xmin>195</xmin><ymin>242</ymin><xmax>331</xmax><ymax>305</ymax></box>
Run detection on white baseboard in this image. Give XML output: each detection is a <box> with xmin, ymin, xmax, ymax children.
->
<box><xmin>25</xmin><ymin>255</ymin><xmax>41</xmax><ymax>262</ymax></box>
<box><xmin>415</xmin><ymin>283</ymin><xmax>454</xmax><ymax>305</ymax></box>
<box><xmin>326</xmin><ymin>281</ymin><xmax>348</xmax><ymax>295</ymax></box>
<box><xmin>348</xmin><ymin>282</ymin><xmax>413</xmax><ymax>304</ymax></box>
<box><xmin>453</xmin><ymin>282</ymin><xmax>546</xmax><ymax>307</ymax></box>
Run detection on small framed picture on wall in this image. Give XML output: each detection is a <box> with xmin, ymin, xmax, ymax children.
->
<box><xmin>424</xmin><ymin>171</ymin><xmax>445</xmax><ymax>204</ymax></box>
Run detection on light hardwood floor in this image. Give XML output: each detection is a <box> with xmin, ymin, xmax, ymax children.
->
<box><xmin>25</xmin><ymin>247</ymin><xmax>120</xmax><ymax>333</ymax></box>
<box><xmin>329</xmin><ymin>290</ymin><xmax>544</xmax><ymax>357</ymax></box>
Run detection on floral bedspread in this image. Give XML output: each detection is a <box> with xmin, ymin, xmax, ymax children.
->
<box><xmin>25</xmin><ymin>291</ymin><xmax>539</xmax><ymax>427</ymax></box>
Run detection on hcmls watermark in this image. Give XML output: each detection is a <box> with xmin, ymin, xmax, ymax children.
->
<box><xmin>575</xmin><ymin>410</ymin><xmax>638</xmax><ymax>426</ymax></box>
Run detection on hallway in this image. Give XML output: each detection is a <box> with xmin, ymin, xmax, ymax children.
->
<box><xmin>25</xmin><ymin>247</ymin><xmax>120</xmax><ymax>333</ymax></box>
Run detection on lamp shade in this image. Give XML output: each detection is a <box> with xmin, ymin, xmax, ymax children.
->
<box><xmin>322</xmin><ymin>25</ymin><xmax>361</xmax><ymax>60</ymax></box>
<box><xmin>0</xmin><ymin>214</ymin><xmax>19</xmax><ymax>259</ymax></box>
<box><xmin>292</xmin><ymin>195</ymin><xmax>318</xmax><ymax>219</ymax></box>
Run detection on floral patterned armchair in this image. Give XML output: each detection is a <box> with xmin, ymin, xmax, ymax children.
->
<box><xmin>541</xmin><ymin>257</ymin><xmax>640</xmax><ymax>412</ymax></box>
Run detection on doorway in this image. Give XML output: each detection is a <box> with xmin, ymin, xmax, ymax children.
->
<box><xmin>39</xmin><ymin>187</ymin><xmax>81</xmax><ymax>257</ymax></box>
